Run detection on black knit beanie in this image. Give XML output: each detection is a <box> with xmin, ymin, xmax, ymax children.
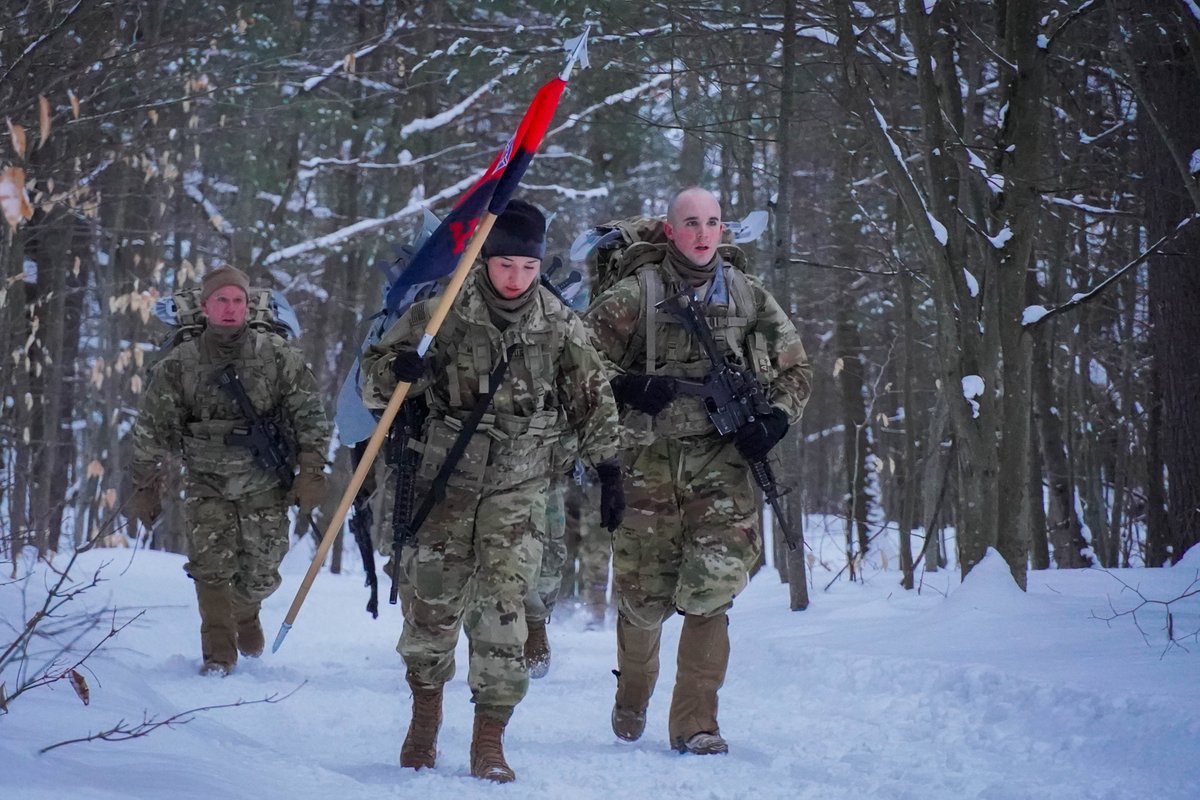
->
<box><xmin>481</xmin><ymin>199</ymin><xmax>546</xmax><ymax>260</ymax></box>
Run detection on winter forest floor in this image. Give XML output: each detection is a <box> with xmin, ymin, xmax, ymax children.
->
<box><xmin>2</xmin><ymin>521</ymin><xmax>1199</xmax><ymax>800</ymax></box>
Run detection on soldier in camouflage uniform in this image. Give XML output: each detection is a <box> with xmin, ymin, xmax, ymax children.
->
<box><xmin>523</xmin><ymin>470</ymin><xmax>569</xmax><ymax>679</ymax></box>
<box><xmin>561</xmin><ymin>471</ymin><xmax>611</xmax><ymax>628</ymax></box>
<box><xmin>127</xmin><ymin>265</ymin><xmax>330</xmax><ymax>677</ymax></box>
<box><xmin>361</xmin><ymin>200</ymin><xmax>625</xmax><ymax>783</ymax></box>
<box><xmin>584</xmin><ymin>187</ymin><xmax>812</xmax><ymax>756</ymax></box>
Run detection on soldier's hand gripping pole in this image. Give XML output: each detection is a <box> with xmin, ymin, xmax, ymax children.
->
<box><xmin>272</xmin><ymin>213</ymin><xmax>500</xmax><ymax>654</ymax></box>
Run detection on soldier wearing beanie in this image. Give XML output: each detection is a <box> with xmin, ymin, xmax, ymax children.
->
<box><xmin>199</xmin><ymin>264</ymin><xmax>251</xmax><ymax>303</ymax></box>
<box><xmin>360</xmin><ymin>198</ymin><xmax>625</xmax><ymax>783</ymax></box>
<box><xmin>127</xmin><ymin>265</ymin><xmax>330</xmax><ymax>677</ymax></box>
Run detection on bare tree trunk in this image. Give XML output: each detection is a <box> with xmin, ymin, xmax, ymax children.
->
<box><xmin>898</xmin><ymin>265</ymin><xmax>918</xmax><ymax>589</ymax></box>
<box><xmin>778</xmin><ymin>0</ymin><xmax>808</xmax><ymax>609</ymax></box>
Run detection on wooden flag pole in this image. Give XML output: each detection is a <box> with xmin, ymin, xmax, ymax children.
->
<box><xmin>272</xmin><ymin>213</ymin><xmax>499</xmax><ymax>652</ymax></box>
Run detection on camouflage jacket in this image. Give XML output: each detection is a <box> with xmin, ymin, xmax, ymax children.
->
<box><xmin>130</xmin><ymin>325</ymin><xmax>330</xmax><ymax>499</ymax></box>
<box><xmin>583</xmin><ymin>259</ymin><xmax>812</xmax><ymax>442</ymax></box>
<box><xmin>361</xmin><ymin>268</ymin><xmax>619</xmax><ymax>490</ymax></box>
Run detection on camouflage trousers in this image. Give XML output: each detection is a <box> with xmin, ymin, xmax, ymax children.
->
<box><xmin>398</xmin><ymin>475</ymin><xmax>546</xmax><ymax>719</ymax></box>
<box><xmin>181</xmin><ymin>485</ymin><xmax>290</xmax><ymax>603</ymax></box>
<box><xmin>562</xmin><ymin>478</ymin><xmax>611</xmax><ymax>610</ymax></box>
<box><xmin>525</xmin><ymin>475</ymin><xmax>567</xmax><ymax>625</ymax></box>
<box><xmin>612</xmin><ymin>436</ymin><xmax>760</xmax><ymax>628</ymax></box>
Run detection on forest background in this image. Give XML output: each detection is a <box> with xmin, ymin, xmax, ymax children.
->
<box><xmin>2</xmin><ymin>0</ymin><xmax>1198</xmax><ymax>594</ymax></box>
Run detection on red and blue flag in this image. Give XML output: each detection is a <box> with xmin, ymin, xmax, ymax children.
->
<box><xmin>384</xmin><ymin>76</ymin><xmax>566</xmax><ymax>314</ymax></box>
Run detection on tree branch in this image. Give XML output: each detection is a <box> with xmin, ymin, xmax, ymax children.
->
<box><xmin>38</xmin><ymin>684</ymin><xmax>306</xmax><ymax>754</ymax></box>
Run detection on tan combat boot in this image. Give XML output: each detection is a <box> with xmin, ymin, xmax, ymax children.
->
<box><xmin>612</xmin><ymin>615</ymin><xmax>661</xmax><ymax>741</ymax></box>
<box><xmin>525</xmin><ymin>618</ymin><xmax>551</xmax><ymax>679</ymax></box>
<box><xmin>194</xmin><ymin>581</ymin><xmax>237</xmax><ymax>676</ymax></box>
<box><xmin>669</xmin><ymin>611</ymin><xmax>731</xmax><ymax>755</ymax></box>
<box><xmin>399</xmin><ymin>673</ymin><xmax>443</xmax><ymax>770</ymax></box>
<box><xmin>470</xmin><ymin>711</ymin><xmax>516</xmax><ymax>783</ymax></box>
<box><xmin>231</xmin><ymin>594</ymin><xmax>264</xmax><ymax>658</ymax></box>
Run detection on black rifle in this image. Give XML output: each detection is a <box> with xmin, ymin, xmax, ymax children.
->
<box><xmin>655</xmin><ymin>290</ymin><xmax>804</xmax><ymax>551</ymax></box>
<box><xmin>387</xmin><ymin>346</ymin><xmax>515</xmax><ymax>604</ymax></box>
<box><xmin>348</xmin><ymin>441</ymin><xmax>379</xmax><ymax>618</ymax></box>
<box><xmin>214</xmin><ymin>364</ymin><xmax>323</xmax><ymax>533</ymax></box>
<box><xmin>386</xmin><ymin>399</ymin><xmax>423</xmax><ymax>607</ymax></box>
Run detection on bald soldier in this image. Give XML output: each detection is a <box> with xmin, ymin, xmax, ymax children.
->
<box><xmin>128</xmin><ymin>266</ymin><xmax>330</xmax><ymax>676</ymax></box>
<box><xmin>584</xmin><ymin>187</ymin><xmax>812</xmax><ymax>755</ymax></box>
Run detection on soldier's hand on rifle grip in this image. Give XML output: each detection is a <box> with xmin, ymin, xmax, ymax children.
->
<box><xmin>733</xmin><ymin>406</ymin><xmax>789</xmax><ymax>462</ymax></box>
<box><xmin>611</xmin><ymin>374</ymin><xmax>677</xmax><ymax>416</ymax></box>
<box><xmin>390</xmin><ymin>350</ymin><xmax>425</xmax><ymax>383</ymax></box>
<box><xmin>595</xmin><ymin>458</ymin><xmax>626</xmax><ymax>532</ymax></box>
<box><xmin>291</xmin><ymin>452</ymin><xmax>328</xmax><ymax>515</ymax></box>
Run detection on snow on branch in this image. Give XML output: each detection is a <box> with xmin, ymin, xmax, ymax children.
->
<box><xmin>520</xmin><ymin>183</ymin><xmax>608</xmax><ymax>200</ymax></box>
<box><xmin>546</xmin><ymin>73</ymin><xmax>672</xmax><ymax>138</ymax></box>
<box><xmin>1024</xmin><ymin>214</ymin><xmax>1200</xmax><ymax>330</ymax></box>
<box><xmin>298</xmin><ymin>142</ymin><xmax>473</xmax><ymax>172</ymax></box>
<box><xmin>399</xmin><ymin>71</ymin><xmax>508</xmax><ymax>138</ymax></box>
<box><xmin>1043</xmin><ymin>195</ymin><xmax>1128</xmax><ymax>216</ymax></box>
<box><xmin>870</xmin><ymin>100</ymin><xmax>948</xmax><ymax>246</ymax></box>
<box><xmin>261</xmin><ymin>172</ymin><xmax>478</xmax><ymax>266</ymax></box>
<box><xmin>301</xmin><ymin>17</ymin><xmax>410</xmax><ymax>93</ymax></box>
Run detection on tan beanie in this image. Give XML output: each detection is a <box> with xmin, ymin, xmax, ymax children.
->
<box><xmin>200</xmin><ymin>265</ymin><xmax>250</xmax><ymax>301</ymax></box>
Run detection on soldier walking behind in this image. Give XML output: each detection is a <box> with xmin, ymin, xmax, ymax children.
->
<box><xmin>584</xmin><ymin>187</ymin><xmax>812</xmax><ymax>755</ymax></box>
<box><xmin>361</xmin><ymin>199</ymin><xmax>625</xmax><ymax>783</ymax></box>
<box><xmin>127</xmin><ymin>265</ymin><xmax>331</xmax><ymax>676</ymax></box>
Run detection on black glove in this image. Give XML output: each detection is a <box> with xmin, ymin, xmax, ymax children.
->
<box><xmin>611</xmin><ymin>374</ymin><xmax>677</xmax><ymax>416</ymax></box>
<box><xmin>733</xmin><ymin>407</ymin><xmax>789</xmax><ymax>461</ymax></box>
<box><xmin>390</xmin><ymin>350</ymin><xmax>425</xmax><ymax>383</ymax></box>
<box><xmin>595</xmin><ymin>458</ymin><xmax>626</xmax><ymax>532</ymax></box>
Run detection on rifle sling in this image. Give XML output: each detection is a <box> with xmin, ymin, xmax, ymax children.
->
<box><xmin>403</xmin><ymin>344</ymin><xmax>516</xmax><ymax>547</ymax></box>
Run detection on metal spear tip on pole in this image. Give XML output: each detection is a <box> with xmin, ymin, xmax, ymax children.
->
<box><xmin>561</xmin><ymin>24</ymin><xmax>591</xmax><ymax>80</ymax></box>
<box><xmin>272</xmin><ymin>621</ymin><xmax>292</xmax><ymax>653</ymax></box>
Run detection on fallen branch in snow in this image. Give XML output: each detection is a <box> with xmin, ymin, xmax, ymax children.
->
<box><xmin>38</xmin><ymin>683</ymin><xmax>307</xmax><ymax>754</ymax></box>
<box><xmin>1092</xmin><ymin>570</ymin><xmax>1200</xmax><ymax>656</ymax></box>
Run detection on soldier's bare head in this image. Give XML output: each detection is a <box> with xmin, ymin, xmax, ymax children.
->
<box><xmin>664</xmin><ymin>187</ymin><xmax>723</xmax><ymax>267</ymax></box>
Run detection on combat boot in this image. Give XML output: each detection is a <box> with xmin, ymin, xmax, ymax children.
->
<box><xmin>469</xmin><ymin>711</ymin><xmax>516</xmax><ymax>783</ymax></box>
<box><xmin>669</xmin><ymin>611</ymin><xmax>731</xmax><ymax>755</ymax></box>
<box><xmin>611</xmin><ymin>700</ymin><xmax>647</xmax><ymax>742</ymax></box>
<box><xmin>231</xmin><ymin>594</ymin><xmax>264</xmax><ymax>658</ymax></box>
<box><xmin>194</xmin><ymin>581</ymin><xmax>237</xmax><ymax>676</ymax></box>
<box><xmin>525</xmin><ymin>618</ymin><xmax>551</xmax><ymax>679</ymax></box>
<box><xmin>399</xmin><ymin>673</ymin><xmax>443</xmax><ymax>770</ymax></box>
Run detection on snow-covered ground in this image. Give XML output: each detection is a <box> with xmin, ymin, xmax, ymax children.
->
<box><xmin>3</xmin><ymin>526</ymin><xmax>1198</xmax><ymax>800</ymax></box>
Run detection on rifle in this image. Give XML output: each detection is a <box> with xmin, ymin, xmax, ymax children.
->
<box><xmin>387</xmin><ymin>345</ymin><xmax>515</xmax><ymax>604</ymax></box>
<box><xmin>348</xmin><ymin>441</ymin><xmax>379</xmax><ymax>618</ymax></box>
<box><xmin>214</xmin><ymin>364</ymin><xmax>323</xmax><ymax>532</ymax></box>
<box><xmin>654</xmin><ymin>290</ymin><xmax>804</xmax><ymax>551</ymax></box>
<box><xmin>387</xmin><ymin>400</ymin><xmax>423</xmax><ymax>606</ymax></box>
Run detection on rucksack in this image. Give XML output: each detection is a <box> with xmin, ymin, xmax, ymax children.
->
<box><xmin>571</xmin><ymin>211</ymin><xmax>766</xmax><ymax>296</ymax></box>
<box><xmin>569</xmin><ymin>211</ymin><xmax>771</xmax><ymax>375</ymax></box>
<box><xmin>152</xmin><ymin>285</ymin><xmax>300</xmax><ymax>352</ymax></box>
